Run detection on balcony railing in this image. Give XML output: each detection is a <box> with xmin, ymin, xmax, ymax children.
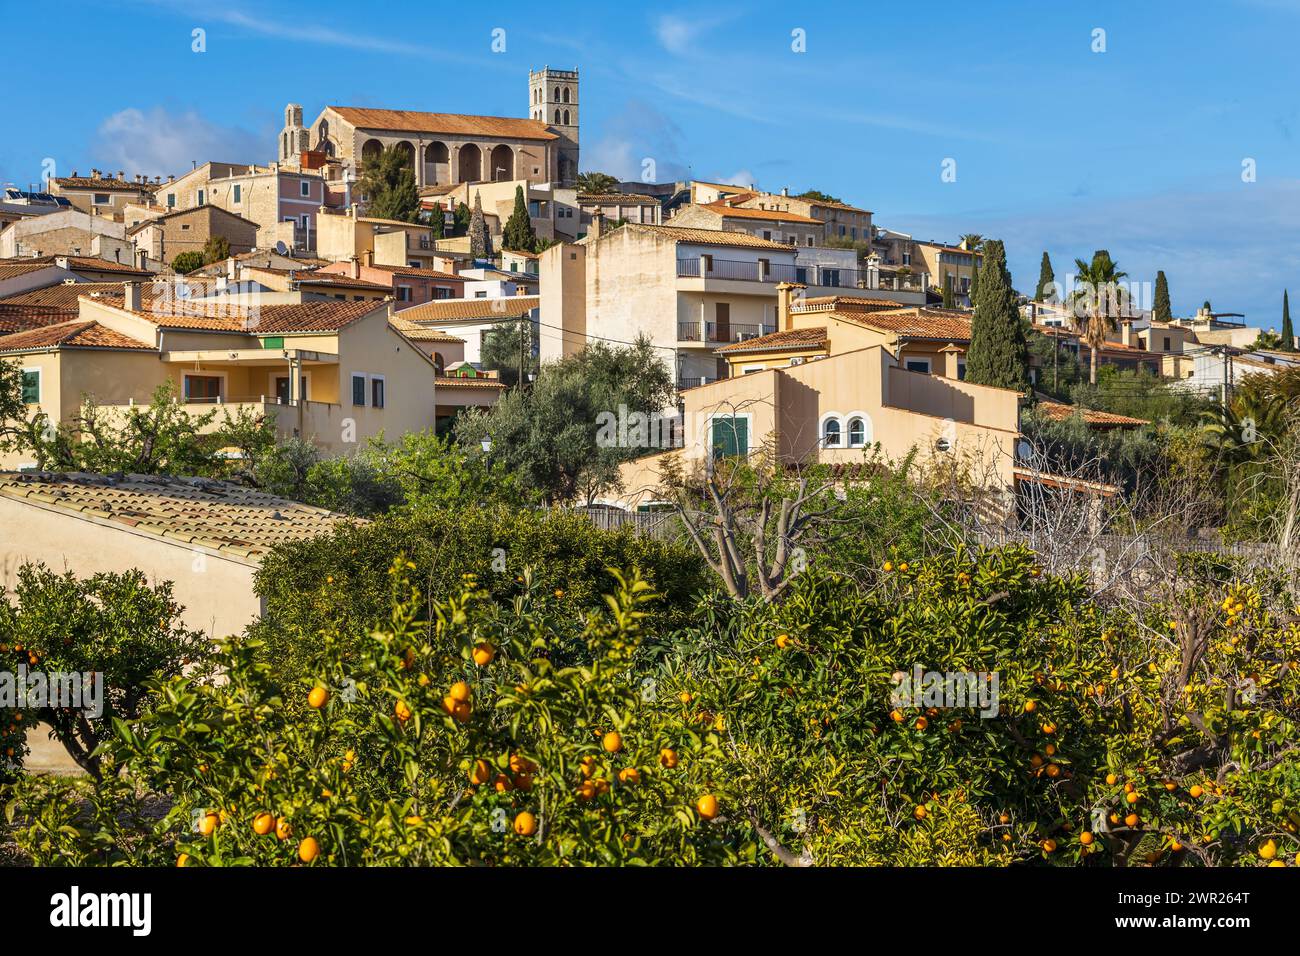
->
<box><xmin>677</xmin><ymin>376</ymin><xmax>718</xmax><ymax>390</ymax></box>
<box><xmin>676</xmin><ymin>257</ymin><xmax>925</xmax><ymax>292</ymax></box>
<box><xmin>678</xmin><ymin>321</ymin><xmax>775</xmax><ymax>344</ymax></box>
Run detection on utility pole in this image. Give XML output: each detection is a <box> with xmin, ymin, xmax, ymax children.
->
<box><xmin>1053</xmin><ymin>325</ymin><xmax>1059</xmax><ymax>394</ymax></box>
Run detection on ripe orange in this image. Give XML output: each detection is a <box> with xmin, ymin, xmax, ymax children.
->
<box><xmin>1126</xmin><ymin>791</ymin><xmax>1140</xmax><ymax>805</ymax></box>
<box><xmin>1105</xmin><ymin>773</ymin><xmax>1118</xmax><ymax>786</ymax></box>
<box><xmin>659</xmin><ymin>748</ymin><xmax>679</xmax><ymax>768</ymax></box>
<box><xmin>913</xmin><ymin>805</ymin><xmax>927</xmax><ymax>820</ymax></box>
<box><xmin>1046</xmin><ymin>764</ymin><xmax>1061</xmax><ymax>778</ymax></box>
<box><xmin>889</xmin><ymin>709</ymin><xmax>904</xmax><ymax>723</ymax></box>
<box><xmin>452</xmin><ymin>701</ymin><xmax>471</xmax><ymax>723</ymax></box>
<box><xmin>618</xmin><ymin>767</ymin><xmax>641</xmax><ymax>785</ymax></box>
<box><xmin>493</xmin><ymin>773</ymin><xmax>514</xmax><ymax>793</ymax></box>
<box><xmin>914</xmin><ymin>717</ymin><xmax>928</xmax><ymax>730</ymax></box>
<box><xmin>514</xmin><ymin>811</ymin><xmax>537</xmax><ymax>836</ymax></box>
<box><xmin>1041</xmin><ymin>838</ymin><xmax>1057</xmax><ymax>853</ymax></box>
<box><xmin>696</xmin><ymin>794</ymin><xmax>719</xmax><ymax>820</ymax></box>
<box><xmin>472</xmin><ymin>643</ymin><xmax>496</xmax><ymax>666</ymax></box>
<box><xmin>1080</xmin><ymin>831</ymin><xmax>1094</xmax><ymax>846</ymax></box>
<box><xmin>298</xmin><ymin>837</ymin><xmax>320</xmax><ymax>863</ymax></box>
<box><xmin>1023</xmin><ymin>700</ymin><xmax>1037</xmax><ymax>714</ymax></box>
<box><xmin>275</xmin><ymin>818</ymin><xmax>292</xmax><ymax>841</ymax></box>
<box><xmin>1125</xmin><ymin>813</ymin><xmax>1139</xmax><ymax>827</ymax></box>
<box><xmin>509</xmin><ymin>754</ymin><xmax>535</xmax><ymax>774</ymax></box>
<box><xmin>198</xmin><ymin>812</ymin><xmax>219</xmax><ymax>837</ymax></box>
<box><xmin>394</xmin><ymin>699</ymin><xmax>412</xmax><ymax>722</ymax></box>
<box><xmin>308</xmin><ymin>686</ymin><xmax>328</xmax><ymax>709</ymax></box>
<box><xmin>882</xmin><ymin>561</ymin><xmax>894</xmax><ymax>572</ymax></box>
<box><xmin>449</xmin><ymin>681</ymin><xmax>472</xmax><ymax>703</ymax></box>
<box><xmin>1260</xmin><ymin>839</ymin><xmax>1278</xmax><ymax>860</ymax></box>
<box><xmin>176</xmin><ymin>853</ymin><xmax>190</xmax><ymax>867</ymax></box>
<box><xmin>253</xmin><ymin>812</ymin><xmax>276</xmax><ymax>836</ymax></box>
<box><xmin>775</xmin><ymin>634</ymin><xmax>792</xmax><ymax>649</ymax></box>
<box><xmin>470</xmin><ymin>759</ymin><xmax>492</xmax><ymax>786</ymax></box>
<box><xmin>1189</xmin><ymin>785</ymin><xmax>1204</xmax><ymax>798</ymax></box>
<box><xmin>999</xmin><ymin>813</ymin><xmax>1010</xmax><ymax>824</ymax></box>
<box><xmin>602</xmin><ymin>731</ymin><xmax>623</xmax><ymax>753</ymax></box>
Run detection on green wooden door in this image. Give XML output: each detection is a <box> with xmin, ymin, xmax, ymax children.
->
<box><xmin>712</xmin><ymin>417</ymin><xmax>748</xmax><ymax>460</ymax></box>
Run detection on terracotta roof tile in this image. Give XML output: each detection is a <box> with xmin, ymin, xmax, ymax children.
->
<box><xmin>830</xmin><ymin>306</ymin><xmax>974</xmax><ymax>341</ymax></box>
<box><xmin>0</xmin><ymin>261</ymin><xmax>60</xmax><ymax>280</ymax></box>
<box><xmin>99</xmin><ymin>292</ymin><xmax>385</xmax><ymax>333</ymax></box>
<box><xmin>0</xmin><ymin>282</ymin><xmax>122</xmax><ymax>308</ymax></box>
<box><xmin>389</xmin><ymin>316</ymin><xmax>465</xmax><ymax>342</ymax></box>
<box><xmin>715</xmin><ymin>327</ymin><xmax>828</xmax><ymax>354</ymax></box>
<box><xmin>0</xmin><ymin>255</ymin><xmax>152</xmax><ymax>277</ymax></box>
<box><xmin>0</xmin><ymin>472</ymin><xmax>360</xmax><ymax>561</ymax></box>
<box><xmin>435</xmin><ymin>375</ymin><xmax>506</xmax><ymax>389</ymax></box>
<box><xmin>52</xmin><ymin>176</ymin><xmax>157</xmax><ymax>192</ymax></box>
<box><xmin>619</xmin><ymin>223</ymin><xmax>796</xmax><ymax>251</ymax></box>
<box><xmin>329</xmin><ymin>106</ymin><xmax>558</xmax><ymax>141</ymax></box>
<box><xmin>0</xmin><ymin>319</ymin><xmax>151</xmax><ymax>352</ymax></box>
<box><xmin>1035</xmin><ymin>399</ymin><xmax>1149</xmax><ymax>428</ymax></box>
<box><xmin>0</xmin><ymin>304</ymin><xmax>80</xmax><ymax>334</ymax></box>
<box><xmin>701</xmin><ymin>202</ymin><xmax>822</xmax><ymax>224</ymax></box>
<box><xmin>397</xmin><ymin>296</ymin><xmax>538</xmax><ymax>322</ymax></box>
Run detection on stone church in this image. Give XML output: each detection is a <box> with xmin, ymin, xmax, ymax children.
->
<box><xmin>279</xmin><ymin>67</ymin><xmax>579</xmax><ymax>188</ymax></box>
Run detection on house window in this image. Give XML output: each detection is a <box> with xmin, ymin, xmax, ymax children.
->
<box><xmin>183</xmin><ymin>375</ymin><xmax>222</xmax><ymax>402</ymax></box>
<box><xmin>434</xmin><ymin>287</ymin><xmax>452</xmax><ymax>299</ymax></box>
<box><xmin>300</xmin><ymin>214</ymin><xmax>310</xmax><ymax>228</ymax></box>
<box><xmin>1163</xmin><ymin>336</ymin><xmax>1171</xmax><ymax>351</ymax></box>
<box><xmin>197</xmin><ymin>189</ymin><xmax>205</xmax><ymax>206</ymax></box>
<box><xmin>702</xmin><ymin>254</ymin><xmax>713</xmax><ymax>273</ymax></box>
<box><xmin>957</xmin><ymin>361</ymin><xmax>967</xmax><ymax>381</ymax></box>
<box><xmin>166</xmin><ymin>193</ymin><xmax>176</xmax><ymax>208</ymax></box>
<box><xmin>351</xmin><ymin>374</ymin><xmax>367</xmax><ymax>406</ymax></box>
<box><xmin>823</xmin><ymin>269</ymin><xmax>841</xmax><ymax>287</ymax></box>
<box><xmin>93</xmin><ymin>193</ymin><xmax>110</xmax><ymax>206</ymax></box>
<box><xmin>847</xmin><ymin>416</ymin><xmax>866</xmax><ymax>447</ymax></box>
<box><xmin>300</xmin><ymin>181</ymin><xmax>311</xmax><ymax>197</ymax></box>
<box><xmin>233</xmin><ymin>184</ymin><xmax>242</xmax><ymax>203</ymax></box>
<box><xmin>397</xmin><ymin>285</ymin><xmax>412</xmax><ymax>302</ymax></box>
<box><xmin>905</xmin><ymin>358</ymin><xmax>932</xmax><ymax>373</ymax></box>
<box><xmin>20</xmin><ymin>369</ymin><xmax>39</xmax><ymax>404</ymax></box>
<box><xmin>371</xmin><ymin>376</ymin><xmax>385</xmax><ymax>409</ymax></box>
<box><xmin>822</xmin><ymin>417</ymin><xmax>842</xmax><ymax>447</ymax></box>
<box><xmin>902</xmin><ymin>252</ymin><xmax>911</xmax><ymax>266</ymax></box>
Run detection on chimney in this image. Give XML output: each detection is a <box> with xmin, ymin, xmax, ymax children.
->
<box><xmin>167</xmin><ymin>174</ymin><xmax>175</xmax><ymax>183</ymax></box>
<box><xmin>226</xmin><ymin>256</ymin><xmax>237</xmax><ymax>281</ymax></box>
<box><xmin>1121</xmin><ymin>320</ymin><xmax>1135</xmax><ymax>347</ymax></box>
<box><xmin>363</xmin><ymin>249</ymin><xmax>374</xmax><ymax>267</ymax></box>
<box><xmin>776</xmin><ymin>282</ymin><xmax>806</xmax><ymax>331</ymax></box>
<box><xmin>781</xmin><ymin>186</ymin><xmax>789</xmax><ymax>197</ymax></box>
<box><xmin>122</xmin><ymin>282</ymin><xmax>141</xmax><ymax>311</ymax></box>
<box><xmin>589</xmin><ymin>210</ymin><xmax>604</xmax><ymax>241</ymax></box>
<box><xmin>118</xmin><ymin>171</ymin><xmax>125</xmax><ymax>181</ymax></box>
<box><xmin>70</xmin><ymin>169</ymin><xmax>78</xmax><ymax>178</ymax></box>
<box><xmin>349</xmin><ymin>255</ymin><xmax>360</xmax><ymax>279</ymax></box>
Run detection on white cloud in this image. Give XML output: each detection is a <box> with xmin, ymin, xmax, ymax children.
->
<box><xmin>714</xmin><ymin>169</ymin><xmax>757</xmax><ymax>188</ymax></box>
<box><xmin>654</xmin><ymin>15</ymin><xmax>697</xmax><ymax>55</ymax></box>
<box><xmin>583</xmin><ymin>100</ymin><xmax>689</xmax><ymax>183</ymax></box>
<box><xmin>91</xmin><ymin>107</ymin><xmax>263</xmax><ymax>177</ymax></box>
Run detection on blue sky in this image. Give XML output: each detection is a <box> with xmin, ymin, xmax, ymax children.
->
<box><xmin>4</xmin><ymin>0</ymin><xmax>1297</xmax><ymax>328</ymax></box>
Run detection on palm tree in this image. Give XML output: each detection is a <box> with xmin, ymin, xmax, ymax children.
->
<box><xmin>1068</xmin><ymin>250</ymin><xmax>1128</xmax><ymax>385</ymax></box>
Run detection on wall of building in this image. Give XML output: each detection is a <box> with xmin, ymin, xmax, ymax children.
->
<box><xmin>0</xmin><ymin>495</ymin><xmax>262</xmax><ymax>640</ymax></box>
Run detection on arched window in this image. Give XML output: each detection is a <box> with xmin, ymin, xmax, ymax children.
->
<box><xmin>555</xmin><ymin>109</ymin><xmax>561</xmax><ymax>124</ymax></box>
<box><xmin>822</xmin><ymin>417</ymin><xmax>841</xmax><ymax>447</ymax></box>
<box><xmin>562</xmin><ymin>87</ymin><xmax>570</xmax><ymax>103</ymax></box>
<box><xmin>564</xmin><ymin>110</ymin><xmax>571</xmax><ymax>125</ymax></box>
<box><xmin>848</xmin><ymin>417</ymin><xmax>865</xmax><ymax>447</ymax></box>
<box><xmin>554</xmin><ymin>86</ymin><xmax>561</xmax><ymax>100</ymax></box>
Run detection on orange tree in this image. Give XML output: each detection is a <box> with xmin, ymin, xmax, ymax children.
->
<box><xmin>7</xmin><ymin>561</ymin><xmax>749</xmax><ymax>866</ymax></box>
<box><xmin>6</xmin><ymin>547</ymin><xmax>1298</xmax><ymax>867</ymax></box>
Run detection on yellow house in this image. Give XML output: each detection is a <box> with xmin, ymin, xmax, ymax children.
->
<box><xmin>717</xmin><ymin>289</ymin><xmax>974</xmax><ymax>379</ymax></box>
<box><xmin>615</xmin><ymin>283</ymin><xmax>1024</xmax><ymax>509</ymax></box>
<box><xmin>0</xmin><ymin>283</ymin><xmax>460</xmax><ymax>468</ymax></box>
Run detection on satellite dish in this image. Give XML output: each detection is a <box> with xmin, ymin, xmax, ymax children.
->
<box><xmin>275</xmin><ymin>240</ymin><xmax>288</xmax><ymax>255</ymax></box>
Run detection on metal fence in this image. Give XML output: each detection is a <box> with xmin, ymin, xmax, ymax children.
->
<box><xmin>569</xmin><ymin>506</ymin><xmax>681</xmax><ymax>540</ymax></box>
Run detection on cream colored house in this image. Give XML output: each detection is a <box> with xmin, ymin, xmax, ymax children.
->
<box><xmin>0</xmin><ymin>285</ymin><xmax>452</xmax><ymax>469</ymax></box>
<box><xmin>538</xmin><ymin>222</ymin><xmax>916</xmax><ymax>391</ymax></box>
<box><xmin>670</xmin><ymin>201</ymin><xmax>825</xmax><ymax>248</ymax></box>
<box><xmin>46</xmin><ymin>171</ymin><xmax>159</xmax><ymax>215</ymax></box>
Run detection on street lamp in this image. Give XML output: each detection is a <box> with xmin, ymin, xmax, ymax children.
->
<box><xmin>480</xmin><ymin>437</ymin><xmax>493</xmax><ymax>454</ymax></box>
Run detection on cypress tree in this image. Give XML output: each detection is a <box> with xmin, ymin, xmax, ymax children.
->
<box><xmin>502</xmin><ymin>185</ymin><xmax>537</xmax><ymax>253</ymax></box>
<box><xmin>1283</xmin><ymin>290</ymin><xmax>1294</xmax><ymax>351</ymax></box>
<box><xmin>1035</xmin><ymin>251</ymin><xmax>1055</xmax><ymax>301</ymax></box>
<box><xmin>968</xmin><ymin>256</ymin><xmax>980</xmax><ymax>303</ymax></box>
<box><xmin>1153</xmin><ymin>271</ymin><xmax>1171</xmax><ymax>323</ymax></box>
<box><xmin>942</xmin><ymin>273</ymin><xmax>954</xmax><ymax>309</ymax></box>
<box><xmin>963</xmin><ymin>239</ymin><xmax>1029</xmax><ymax>393</ymax></box>
<box><xmin>469</xmin><ymin>192</ymin><xmax>492</xmax><ymax>260</ymax></box>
